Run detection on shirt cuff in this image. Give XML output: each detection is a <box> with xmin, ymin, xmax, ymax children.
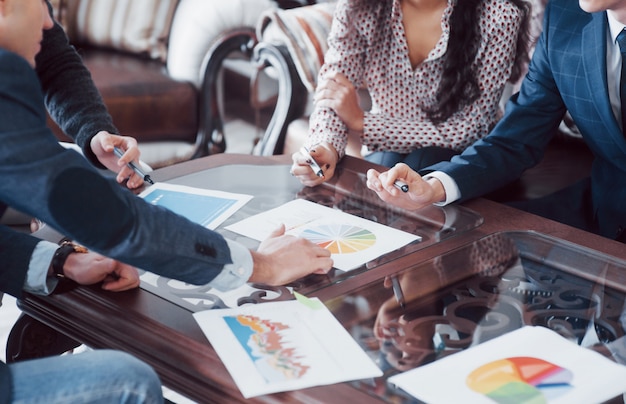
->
<box><xmin>206</xmin><ymin>239</ymin><xmax>253</xmax><ymax>292</ymax></box>
<box><xmin>24</xmin><ymin>241</ymin><xmax>59</xmax><ymax>295</ymax></box>
<box><xmin>423</xmin><ymin>171</ymin><xmax>461</xmax><ymax>206</ymax></box>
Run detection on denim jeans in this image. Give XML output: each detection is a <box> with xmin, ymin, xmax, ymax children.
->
<box><xmin>10</xmin><ymin>350</ymin><xmax>163</xmax><ymax>404</ymax></box>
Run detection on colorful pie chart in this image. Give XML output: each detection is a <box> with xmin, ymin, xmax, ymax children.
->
<box><xmin>466</xmin><ymin>356</ymin><xmax>573</xmax><ymax>403</ymax></box>
<box><xmin>299</xmin><ymin>224</ymin><xmax>376</xmax><ymax>254</ymax></box>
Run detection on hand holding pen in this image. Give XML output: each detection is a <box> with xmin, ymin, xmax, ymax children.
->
<box><xmin>290</xmin><ymin>143</ymin><xmax>338</xmax><ymax>187</ymax></box>
<box><xmin>113</xmin><ymin>147</ymin><xmax>154</xmax><ymax>185</ymax></box>
<box><xmin>299</xmin><ymin>146</ymin><xmax>324</xmax><ymax>178</ymax></box>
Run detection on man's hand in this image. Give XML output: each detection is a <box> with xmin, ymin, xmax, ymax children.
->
<box><xmin>366</xmin><ymin>163</ymin><xmax>445</xmax><ymax>210</ymax></box>
<box><xmin>249</xmin><ymin>224</ymin><xmax>333</xmax><ymax>285</ymax></box>
<box><xmin>90</xmin><ymin>131</ymin><xmax>145</xmax><ymax>189</ymax></box>
<box><xmin>63</xmin><ymin>252</ymin><xmax>140</xmax><ymax>291</ymax></box>
<box><xmin>290</xmin><ymin>142</ymin><xmax>338</xmax><ymax>187</ymax></box>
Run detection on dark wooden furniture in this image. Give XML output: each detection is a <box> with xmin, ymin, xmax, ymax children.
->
<box><xmin>8</xmin><ymin>154</ymin><xmax>626</xmax><ymax>403</ymax></box>
<box><xmin>49</xmin><ymin>1</ymin><xmax>320</xmax><ymax>165</ymax></box>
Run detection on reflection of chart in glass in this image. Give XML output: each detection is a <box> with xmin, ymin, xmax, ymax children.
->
<box><xmin>300</xmin><ymin>224</ymin><xmax>376</xmax><ymax>254</ymax></box>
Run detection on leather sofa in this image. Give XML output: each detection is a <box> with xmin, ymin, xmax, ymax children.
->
<box><xmin>48</xmin><ymin>0</ymin><xmax>306</xmax><ymax>168</ymax></box>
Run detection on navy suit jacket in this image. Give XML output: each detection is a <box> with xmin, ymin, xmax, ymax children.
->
<box><xmin>428</xmin><ymin>0</ymin><xmax>626</xmax><ymax>239</ymax></box>
<box><xmin>0</xmin><ymin>49</ymin><xmax>245</xmax><ymax>402</ymax></box>
<box><xmin>0</xmin><ymin>49</ymin><xmax>241</xmax><ymax>289</ymax></box>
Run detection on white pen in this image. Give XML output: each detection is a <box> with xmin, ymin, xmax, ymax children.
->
<box><xmin>394</xmin><ymin>180</ymin><xmax>409</xmax><ymax>192</ymax></box>
<box><xmin>113</xmin><ymin>147</ymin><xmax>154</xmax><ymax>185</ymax></box>
<box><xmin>390</xmin><ymin>275</ymin><xmax>406</xmax><ymax>309</ymax></box>
<box><xmin>300</xmin><ymin>146</ymin><xmax>324</xmax><ymax>178</ymax></box>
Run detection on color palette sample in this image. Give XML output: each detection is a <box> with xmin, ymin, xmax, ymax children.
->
<box><xmin>466</xmin><ymin>356</ymin><xmax>573</xmax><ymax>403</ymax></box>
<box><xmin>300</xmin><ymin>224</ymin><xmax>377</xmax><ymax>254</ymax></box>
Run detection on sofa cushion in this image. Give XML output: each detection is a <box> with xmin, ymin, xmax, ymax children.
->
<box><xmin>62</xmin><ymin>0</ymin><xmax>179</xmax><ymax>62</ymax></box>
<box><xmin>48</xmin><ymin>49</ymin><xmax>198</xmax><ymax>146</ymax></box>
<box><xmin>166</xmin><ymin>0</ymin><xmax>275</xmax><ymax>87</ymax></box>
<box><xmin>256</xmin><ymin>2</ymin><xmax>336</xmax><ymax>93</ymax></box>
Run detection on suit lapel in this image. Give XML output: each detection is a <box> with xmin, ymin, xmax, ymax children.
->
<box><xmin>582</xmin><ymin>11</ymin><xmax>626</xmax><ymax>145</ymax></box>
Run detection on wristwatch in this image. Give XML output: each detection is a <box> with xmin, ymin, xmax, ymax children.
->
<box><xmin>52</xmin><ymin>240</ymin><xmax>88</xmax><ymax>278</ymax></box>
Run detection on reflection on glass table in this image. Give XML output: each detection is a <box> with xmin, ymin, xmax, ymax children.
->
<box><xmin>139</xmin><ymin>163</ymin><xmax>483</xmax><ymax>310</ymax></box>
<box><xmin>324</xmin><ymin>231</ymin><xmax>626</xmax><ymax>403</ymax></box>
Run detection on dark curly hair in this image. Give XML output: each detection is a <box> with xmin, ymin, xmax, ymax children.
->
<box><xmin>352</xmin><ymin>0</ymin><xmax>531</xmax><ymax>125</ymax></box>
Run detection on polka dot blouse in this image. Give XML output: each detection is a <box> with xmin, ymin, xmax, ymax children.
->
<box><xmin>306</xmin><ymin>0</ymin><xmax>524</xmax><ymax>158</ymax></box>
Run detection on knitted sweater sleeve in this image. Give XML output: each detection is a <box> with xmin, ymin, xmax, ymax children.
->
<box><xmin>35</xmin><ymin>1</ymin><xmax>118</xmax><ymax>168</ymax></box>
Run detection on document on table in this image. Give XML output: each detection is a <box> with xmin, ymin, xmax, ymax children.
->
<box><xmin>387</xmin><ymin>326</ymin><xmax>626</xmax><ymax>404</ymax></box>
<box><xmin>139</xmin><ymin>182</ymin><xmax>252</xmax><ymax>229</ymax></box>
<box><xmin>225</xmin><ymin>199</ymin><xmax>420</xmax><ymax>271</ymax></box>
<box><xmin>193</xmin><ymin>295</ymin><xmax>382</xmax><ymax>398</ymax></box>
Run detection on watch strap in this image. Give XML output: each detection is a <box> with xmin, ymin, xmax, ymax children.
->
<box><xmin>52</xmin><ymin>241</ymin><xmax>88</xmax><ymax>278</ymax></box>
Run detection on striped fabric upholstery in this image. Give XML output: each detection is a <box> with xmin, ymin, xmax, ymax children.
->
<box><xmin>256</xmin><ymin>2</ymin><xmax>337</xmax><ymax>93</ymax></box>
<box><xmin>63</xmin><ymin>0</ymin><xmax>179</xmax><ymax>61</ymax></box>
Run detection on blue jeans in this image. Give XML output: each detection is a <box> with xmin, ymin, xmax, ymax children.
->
<box><xmin>10</xmin><ymin>350</ymin><xmax>163</xmax><ymax>404</ymax></box>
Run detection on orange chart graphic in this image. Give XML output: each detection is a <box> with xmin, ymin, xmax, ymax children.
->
<box><xmin>300</xmin><ymin>224</ymin><xmax>376</xmax><ymax>254</ymax></box>
<box><xmin>466</xmin><ymin>356</ymin><xmax>573</xmax><ymax>403</ymax></box>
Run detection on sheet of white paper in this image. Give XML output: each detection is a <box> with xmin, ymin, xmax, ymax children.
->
<box><xmin>225</xmin><ymin>199</ymin><xmax>420</xmax><ymax>271</ymax></box>
<box><xmin>388</xmin><ymin>326</ymin><xmax>626</xmax><ymax>403</ymax></box>
<box><xmin>139</xmin><ymin>182</ymin><xmax>252</xmax><ymax>230</ymax></box>
<box><xmin>193</xmin><ymin>298</ymin><xmax>382</xmax><ymax>398</ymax></box>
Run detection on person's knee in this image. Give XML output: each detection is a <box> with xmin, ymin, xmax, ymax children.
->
<box><xmin>94</xmin><ymin>350</ymin><xmax>163</xmax><ymax>403</ymax></box>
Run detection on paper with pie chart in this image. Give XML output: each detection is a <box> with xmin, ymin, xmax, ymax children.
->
<box><xmin>225</xmin><ymin>199</ymin><xmax>420</xmax><ymax>271</ymax></box>
<box><xmin>387</xmin><ymin>326</ymin><xmax>626</xmax><ymax>403</ymax></box>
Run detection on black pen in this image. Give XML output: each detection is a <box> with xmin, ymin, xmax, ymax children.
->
<box><xmin>390</xmin><ymin>275</ymin><xmax>406</xmax><ymax>309</ymax></box>
<box><xmin>300</xmin><ymin>146</ymin><xmax>324</xmax><ymax>178</ymax></box>
<box><xmin>113</xmin><ymin>147</ymin><xmax>154</xmax><ymax>185</ymax></box>
<box><xmin>394</xmin><ymin>180</ymin><xmax>409</xmax><ymax>192</ymax></box>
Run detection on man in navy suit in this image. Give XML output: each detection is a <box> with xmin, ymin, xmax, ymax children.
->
<box><xmin>367</xmin><ymin>0</ymin><xmax>626</xmax><ymax>241</ymax></box>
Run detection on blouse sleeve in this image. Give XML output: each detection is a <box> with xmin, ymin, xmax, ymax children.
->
<box><xmin>305</xmin><ymin>0</ymin><xmax>367</xmax><ymax>158</ymax></box>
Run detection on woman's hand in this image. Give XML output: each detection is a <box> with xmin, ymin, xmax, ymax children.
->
<box><xmin>314</xmin><ymin>71</ymin><xmax>364</xmax><ymax>132</ymax></box>
<box><xmin>290</xmin><ymin>142</ymin><xmax>339</xmax><ymax>187</ymax></box>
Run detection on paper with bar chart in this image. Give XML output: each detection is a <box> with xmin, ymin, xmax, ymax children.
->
<box><xmin>225</xmin><ymin>199</ymin><xmax>420</xmax><ymax>271</ymax></box>
<box><xmin>139</xmin><ymin>182</ymin><xmax>252</xmax><ymax>230</ymax></box>
<box><xmin>193</xmin><ymin>297</ymin><xmax>382</xmax><ymax>398</ymax></box>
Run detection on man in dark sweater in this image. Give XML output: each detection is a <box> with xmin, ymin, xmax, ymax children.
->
<box><xmin>36</xmin><ymin>0</ymin><xmax>148</xmax><ymax>189</ymax></box>
<box><xmin>0</xmin><ymin>0</ymin><xmax>332</xmax><ymax>402</ymax></box>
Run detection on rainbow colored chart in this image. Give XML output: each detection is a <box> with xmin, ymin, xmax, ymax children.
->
<box><xmin>299</xmin><ymin>224</ymin><xmax>377</xmax><ymax>254</ymax></box>
<box><xmin>466</xmin><ymin>356</ymin><xmax>573</xmax><ymax>403</ymax></box>
<box><xmin>224</xmin><ymin>315</ymin><xmax>310</xmax><ymax>383</ymax></box>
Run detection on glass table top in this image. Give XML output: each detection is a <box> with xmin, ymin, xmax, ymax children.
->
<box><xmin>138</xmin><ymin>163</ymin><xmax>484</xmax><ymax>310</ymax></box>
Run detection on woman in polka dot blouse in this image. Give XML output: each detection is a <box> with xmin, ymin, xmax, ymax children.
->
<box><xmin>291</xmin><ymin>0</ymin><xmax>531</xmax><ymax>187</ymax></box>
